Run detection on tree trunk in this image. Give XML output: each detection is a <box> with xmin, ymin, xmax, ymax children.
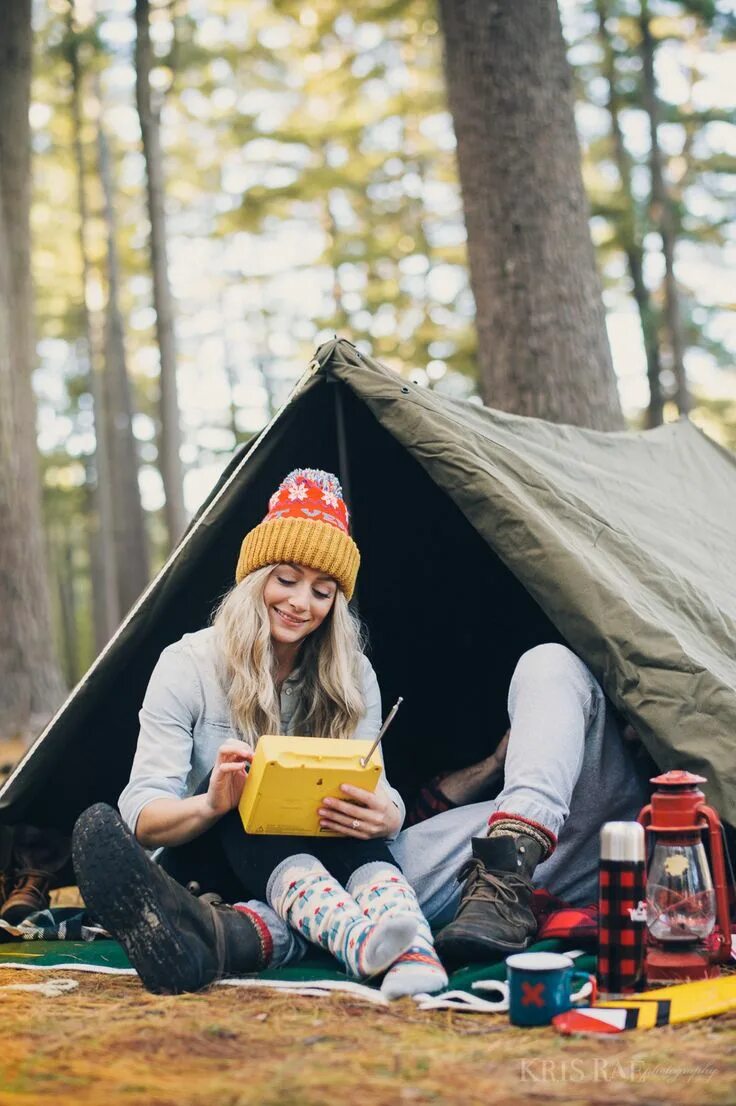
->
<box><xmin>96</xmin><ymin>104</ymin><xmax>150</xmax><ymax>616</ymax></box>
<box><xmin>134</xmin><ymin>0</ymin><xmax>186</xmax><ymax>548</ymax></box>
<box><xmin>0</xmin><ymin>0</ymin><xmax>66</xmax><ymax>736</ymax></box>
<box><xmin>595</xmin><ymin>0</ymin><xmax>663</xmax><ymax>427</ymax></box>
<box><xmin>55</xmin><ymin>533</ymin><xmax>79</xmax><ymax>688</ymax></box>
<box><xmin>67</xmin><ymin>12</ymin><xmax>120</xmax><ymax>647</ymax></box>
<box><xmin>437</xmin><ymin>0</ymin><xmax>624</xmax><ymax>430</ymax></box>
<box><xmin>640</xmin><ymin>0</ymin><xmax>690</xmax><ymax>415</ymax></box>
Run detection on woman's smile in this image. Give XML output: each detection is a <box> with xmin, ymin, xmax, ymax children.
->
<box><xmin>274</xmin><ymin>607</ymin><xmax>309</xmax><ymax>627</ymax></box>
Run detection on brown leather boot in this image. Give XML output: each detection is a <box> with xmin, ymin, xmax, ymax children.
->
<box><xmin>0</xmin><ymin>869</ymin><xmax>51</xmax><ymax>925</ymax></box>
<box><xmin>434</xmin><ymin>833</ymin><xmax>546</xmax><ymax>966</ymax></box>
<box><xmin>73</xmin><ymin>803</ymin><xmax>270</xmax><ymax>994</ymax></box>
<box><xmin>0</xmin><ymin>869</ymin><xmax>11</xmax><ymax>913</ymax></box>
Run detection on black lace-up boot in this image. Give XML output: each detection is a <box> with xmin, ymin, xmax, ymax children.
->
<box><xmin>72</xmin><ymin>803</ymin><xmax>269</xmax><ymax>993</ymax></box>
<box><xmin>434</xmin><ymin>832</ymin><xmax>547</xmax><ymax>966</ymax></box>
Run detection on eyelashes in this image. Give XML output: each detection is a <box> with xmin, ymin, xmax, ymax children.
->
<box><xmin>277</xmin><ymin>577</ymin><xmax>332</xmax><ymax>601</ymax></box>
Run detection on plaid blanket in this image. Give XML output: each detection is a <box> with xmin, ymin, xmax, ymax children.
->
<box><xmin>1</xmin><ymin>896</ymin><xmax>598</xmax><ymax>947</ymax></box>
<box><xmin>0</xmin><ymin>907</ymin><xmax>103</xmax><ymax>943</ymax></box>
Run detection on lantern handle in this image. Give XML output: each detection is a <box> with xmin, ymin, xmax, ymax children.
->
<box><xmin>637</xmin><ymin>804</ymin><xmax>652</xmax><ymax>828</ymax></box>
<box><xmin>695</xmin><ymin>802</ymin><xmax>732</xmax><ymax>964</ymax></box>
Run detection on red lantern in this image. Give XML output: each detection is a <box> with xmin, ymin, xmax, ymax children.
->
<box><xmin>638</xmin><ymin>770</ymin><xmax>732</xmax><ymax>983</ymax></box>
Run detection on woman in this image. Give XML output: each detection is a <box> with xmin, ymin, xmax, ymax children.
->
<box><xmin>73</xmin><ymin>469</ymin><xmax>447</xmax><ymax>998</ymax></box>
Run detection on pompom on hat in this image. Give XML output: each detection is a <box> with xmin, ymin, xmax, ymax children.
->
<box><xmin>235</xmin><ymin>469</ymin><xmax>360</xmax><ymax>600</ymax></box>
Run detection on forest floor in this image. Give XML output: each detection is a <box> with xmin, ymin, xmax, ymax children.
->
<box><xmin>1</xmin><ymin>968</ymin><xmax>734</xmax><ymax>1106</ymax></box>
<box><xmin>1</xmin><ymin>739</ymin><xmax>735</xmax><ymax>1106</ymax></box>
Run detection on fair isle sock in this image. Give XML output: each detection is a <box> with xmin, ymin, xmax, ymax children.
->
<box><xmin>267</xmin><ymin>854</ymin><xmax>416</xmax><ymax>979</ymax></box>
<box><xmin>381</xmin><ymin>937</ymin><xmax>448</xmax><ymax>1000</ymax></box>
<box><xmin>348</xmin><ymin>862</ymin><xmax>448</xmax><ymax>999</ymax></box>
<box><xmin>487</xmin><ymin>814</ymin><xmax>556</xmax><ymax>857</ymax></box>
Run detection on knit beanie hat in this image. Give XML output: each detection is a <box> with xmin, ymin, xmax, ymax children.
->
<box><xmin>235</xmin><ymin>469</ymin><xmax>360</xmax><ymax>600</ymax></box>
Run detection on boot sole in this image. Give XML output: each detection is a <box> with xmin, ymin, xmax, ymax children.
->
<box><xmin>72</xmin><ymin>803</ymin><xmax>202</xmax><ymax>994</ymax></box>
<box><xmin>434</xmin><ymin>929</ymin><xmax>533</xmax><ymax>967</ymax></box>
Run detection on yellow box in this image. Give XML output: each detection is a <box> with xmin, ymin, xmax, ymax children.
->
<box><xmin>238</xmin><ymin>735</ymin><xmax>383</xmax><ymax>836</ymax></box>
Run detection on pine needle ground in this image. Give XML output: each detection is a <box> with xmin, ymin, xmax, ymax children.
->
<box><xmin>1</xmin><ymin>966</ymin><xmax>734</xmax><ymax>1106</ymax></box>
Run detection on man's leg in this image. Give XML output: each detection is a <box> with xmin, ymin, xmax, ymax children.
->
<box><xmin>394</xmin><ymin>644</ymin><xmax>650</xmax><ymax>961</ymax></box>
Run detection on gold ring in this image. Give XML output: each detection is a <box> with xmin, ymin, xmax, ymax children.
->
<box><xmin>352</xmin><ymin>819</ymin><xmax>361</xmax><ymax>830</ymax></box>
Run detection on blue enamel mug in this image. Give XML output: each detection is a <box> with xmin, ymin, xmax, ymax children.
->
<box><xmin>506</xmin><ymin>951</ymin><xmax>596</xmax><ymax>1027</ymax></box>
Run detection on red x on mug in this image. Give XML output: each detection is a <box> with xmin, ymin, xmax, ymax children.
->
<box><xmin>520</xmin><ymin>981</ymin><xmax>546</xmax><ymax>1008</ymax></box>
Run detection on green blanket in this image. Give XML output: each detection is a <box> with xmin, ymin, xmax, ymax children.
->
<box><xmin>0</xmin><ymin>937</ymin><xmax>595</xmax><ymax>995</ymax></box>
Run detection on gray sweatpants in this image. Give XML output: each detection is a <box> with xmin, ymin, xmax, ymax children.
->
<box><xmin>247</xmin><ymin>644</ymin><xmax>651</xmax><ymax>962</ymax></box>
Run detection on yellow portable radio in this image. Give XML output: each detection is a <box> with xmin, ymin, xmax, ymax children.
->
<box><xmin>238</xmin><ymin>697</ymin><xmax>403</xmax><ymax>836</ymax></box>
<box><xmin>238</xmin><ymin>735</ymin><xmax>382</xmax><ymax>836</ymax></box>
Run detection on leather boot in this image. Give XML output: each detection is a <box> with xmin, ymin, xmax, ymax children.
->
<box><xmin>72</xmin><ymin>803</ymin><xmax>269</xmax><ymax>994</ymax></box>
<box><xmin>0</xmin><ymin>869</ymin><xmax>51</xmax><ymax>925</ymax></box>
<box><xmin>434</xmin><ymin>833</ymin><xmax>546</xmax><ymax>966</ymax></box>
<box><xmin>0</xmin><ymin>869</ymin><xmax>11</xmax><ymax>913</ymax></box>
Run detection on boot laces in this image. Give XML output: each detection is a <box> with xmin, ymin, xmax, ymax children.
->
<box><xmin>457</xmin><ymin>858</ymin><xmax>532</xmax><ymax>922</ymax></box>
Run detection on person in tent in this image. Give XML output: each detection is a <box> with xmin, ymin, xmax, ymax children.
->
<box><xmin>394</xmin><ymin>652</ymin><xmax>652</xmax><ymax>965</ymax></box>
<box><xmin>73</xmin><ymin>470</ymin><xmax>447</xmax><ymax>998</ymax></box>
<box><xmin>242</xmin><ymin>644</ymin><xmax>652</xmax><ymax>969</ymax></box>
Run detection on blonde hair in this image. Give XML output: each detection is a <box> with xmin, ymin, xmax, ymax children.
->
<box><xmin>212</xmin><ymin>564</ymin><xmax>366</xmax><ymax>744</ymax></box>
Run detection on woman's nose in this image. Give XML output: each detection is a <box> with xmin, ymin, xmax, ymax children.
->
<box><xmin>288</xmin><ymin>588</ymin><xmax>309</xmax><ymax>610</ymax></box>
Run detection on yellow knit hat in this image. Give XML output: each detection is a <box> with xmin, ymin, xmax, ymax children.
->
<box><xmin>235</xmin><ymin>469</ymin><xmax>360</xmax><ymax>600</ymax></box>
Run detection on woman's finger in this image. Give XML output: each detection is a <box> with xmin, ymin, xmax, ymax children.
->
<box><xmin>319</xmin><ymin>819</ymin><xmax>371</xmax><ymax>839</ymax></box>
<box><xmin>216</xmin><ymin>751</ymin><xmax>253</xmax><ymax>769</ymax></box>
<box><xmin>319</xmin><ymin>811</ymin><xmax>379</xmax><ymax>834</ymax></box>
<box><xmin>217</xmin><ymin>740</ymin><xmax>253</xmax><ymax>758</ymax></box>
<box><xmin>320</xmin><ymin>797</ymin><xmax>380</xmax><ymax>824</ymax></box>
<box><xmin>318</xmin><ymin>807</ymin><xmax>384</xmax><ymax>838</ymax></box>
<box><xmin>338</xmin><ymin>784</ymin><xmax>381</xmax><ymax>807</ymax></box>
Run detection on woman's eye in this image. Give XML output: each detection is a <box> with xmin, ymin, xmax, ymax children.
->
<box><xmin>313</xmin><ymin>590</ymin><xmax>332</xmax><ymax>601</ymax></box>
<box><xmin>277</xmin><ymin>577</ymin><xmax>295</xmax><ymax>586</ymax></box>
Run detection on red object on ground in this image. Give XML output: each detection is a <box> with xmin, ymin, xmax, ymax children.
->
<box><xmin>638</xmin><ymin>769</ymin><xmax>732</xmax><ymax>979</ymax></box>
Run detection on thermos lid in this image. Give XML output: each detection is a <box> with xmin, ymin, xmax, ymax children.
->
<box><xmin>600</xmin><ymin>821</ymin><xmax>645</xmax><ymax>862</ymax></box>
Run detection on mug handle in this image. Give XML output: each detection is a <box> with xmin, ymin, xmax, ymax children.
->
<box><xmin>570</xmin><ymin>972</ymin><xmax>597</xmax><ymax>1006</ymax></box>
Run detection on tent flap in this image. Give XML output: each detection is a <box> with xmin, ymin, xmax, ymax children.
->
<box><xmin>2</xmin><ymin>339</ymin><xmax>734</xmax><ymax>829</ymax></box>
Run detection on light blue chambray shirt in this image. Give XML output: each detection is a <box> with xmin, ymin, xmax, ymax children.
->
<box><xmin>118</xmin><ymin>626</ymin><xmax>405</xmax><ymax>839</ymax></box>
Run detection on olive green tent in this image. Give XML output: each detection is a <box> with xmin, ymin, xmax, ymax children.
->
<box><xmin>2</xmin><ymin>338</ymin><xmax>734</xmax><ymax>832</ymax></box>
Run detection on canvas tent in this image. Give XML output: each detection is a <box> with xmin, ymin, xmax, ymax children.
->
<box><xmin>1</xmin><ymin>338</ymin><xmax>735</xmax><ymax>834</ymax></box>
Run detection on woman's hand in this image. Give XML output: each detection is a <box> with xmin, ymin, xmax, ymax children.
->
<box><xmin>318</xmin><ymin>784</ymin><xmax>402</xmax><ymax>839</ymax></box>
<box><xmin>204</xmin><ymin>739</ymin><xmax>254</xmax><ymax>818</ymax></box>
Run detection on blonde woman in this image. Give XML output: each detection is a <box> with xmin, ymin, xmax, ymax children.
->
<box><xmin>72</xmin><ymin>470</ymin><xmax>447</xmax><ymax>999</ymax></box>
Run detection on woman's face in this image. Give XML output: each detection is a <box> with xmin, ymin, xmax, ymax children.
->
<box><xmin>263</xmin><ymin>562</ymin><xmax>338</xmax><ymax>647</ymax></box>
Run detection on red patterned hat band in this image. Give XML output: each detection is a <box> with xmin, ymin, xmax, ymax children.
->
<box><xmin>264</xmin><ymin>469</ymin><xmax>350</xmax><ymax>534</ymax></box>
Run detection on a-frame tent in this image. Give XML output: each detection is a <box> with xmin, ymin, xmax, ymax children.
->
<box><xmin>2</xmin><ymin>338</ymin><xmax>735</xmax><ymax>832</ymax></box>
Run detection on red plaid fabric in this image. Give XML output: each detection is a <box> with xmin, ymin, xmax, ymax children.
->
<box><xmin>405</xmin><ymin>777</ymin><xmax>457</xmax><ymax>827</ymax></box>
<box><xmin>531</xmin><ymin>889</ymin><xmax>598</xmax><ymax>941</ymax></box>
<box><xmin>597</xmin><ymin>858</ymin><xmax>646</xmax><ymax>992</ymax></box>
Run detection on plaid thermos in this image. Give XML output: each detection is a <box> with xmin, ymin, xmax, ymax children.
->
<box><xmin>598</xmin><ymin>821</ymin><xmax>647</xmax><ymax>994</ymax></box>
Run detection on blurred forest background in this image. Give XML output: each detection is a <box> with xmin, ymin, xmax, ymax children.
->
<box><xmin>0</xmin><ymin>0</ymin><xmax>734</xmax><ymax>745</ymax></box>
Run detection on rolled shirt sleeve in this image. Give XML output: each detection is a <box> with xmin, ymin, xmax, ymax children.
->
<box><xmin>118</xmin><ymin>643</ymin><xmax>202</xmax><ymax>834</ymax></box>
<box><xmin>354</xmin><ymin>656</ymin><xmax>405</xmax><ymax>838</ymax></box>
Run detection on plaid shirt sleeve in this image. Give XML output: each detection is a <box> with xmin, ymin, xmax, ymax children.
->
<box><xmin>404</xmin><ymin>775</ymin><xmax>458</xmax><ymax>827</ymax></box>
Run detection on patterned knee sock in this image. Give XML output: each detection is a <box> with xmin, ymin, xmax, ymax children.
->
<box><xmin>348</xmin><ymin>862</ymin><xmax>448</xmax><ymax>999</ymax></box>
<box><xmin>267</xmin><ymin>854</ymin><xmax>417</xmax><ymax>979</ymax></box>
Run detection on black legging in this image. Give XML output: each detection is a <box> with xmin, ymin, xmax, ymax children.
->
<box><xmin>158</xmin><ymin>774</ymin><xmax>398</xmax><ymax>902</ymax></box>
